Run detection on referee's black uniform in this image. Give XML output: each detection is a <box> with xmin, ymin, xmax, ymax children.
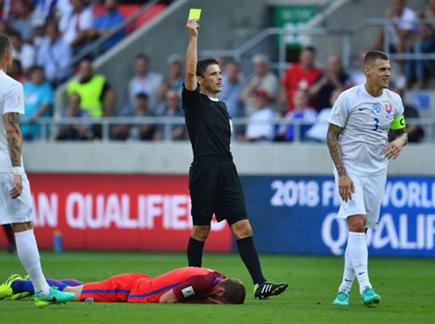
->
<box><xmin>182</xmin><ymin>86</ymin><xmax>247</xmax><ymax>226</ymax></box>
<box><xmin>182</xmin><ymin>84</ymin><xmax>288</xmax><ymax>299</ymax></box>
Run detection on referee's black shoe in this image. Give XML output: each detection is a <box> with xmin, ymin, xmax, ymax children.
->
<box><xmin>254</xmin><ymin>281</ymin><xmax>288</xmax><ymax>299</ymax></box>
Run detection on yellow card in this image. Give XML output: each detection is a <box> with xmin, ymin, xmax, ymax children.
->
<box><xmin>188</xmin><ymin>8</ymin><xmax>201</xmax><ymax>21</ymax></box>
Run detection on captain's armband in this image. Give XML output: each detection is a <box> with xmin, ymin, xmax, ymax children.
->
<box><xmin>390</xmin><ymin>115</ymin><xmax>406</xmax><ymax>130</ymax></box>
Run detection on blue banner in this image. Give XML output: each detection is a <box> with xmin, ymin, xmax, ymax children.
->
<box><xmin>241</xmin><ymin>176</ymin><xmax>435</xmax><ymax>257</ymax></box>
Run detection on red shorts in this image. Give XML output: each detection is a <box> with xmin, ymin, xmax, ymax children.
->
<box><xmin>80</xmin><ymin>273</ymin><xmax>150</xmax><ymax>302</ymax></box>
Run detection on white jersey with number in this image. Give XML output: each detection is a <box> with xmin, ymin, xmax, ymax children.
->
<box><xmin>0</xmin><ymin>69</ymin><xmax>25</xmax><ymax>173</ymax></box>
<box><xmin>0</xmin><ymin>70</ymin><xmax>33</xmax><ymax>225</ymax></box>
<box><xmin>329</xmin><ymin>84</ymin><xmax>404</xmax><ymax>176</ymax></box>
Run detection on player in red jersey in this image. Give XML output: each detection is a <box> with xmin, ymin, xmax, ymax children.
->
<box><xmin>2</xmin><ymin>267</ymin><xmax>246</xmax><ymax>304</ymax></box>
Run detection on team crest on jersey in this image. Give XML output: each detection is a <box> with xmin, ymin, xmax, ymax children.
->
<box><xmin>371</xmin><ymin>103</ymin><xmax>382</xmax><ymax>115</ymax></box>
<box><xmin>384</xmin><ymin>103</ymin><xmax>393</xmax><ymax>114</ymax></box>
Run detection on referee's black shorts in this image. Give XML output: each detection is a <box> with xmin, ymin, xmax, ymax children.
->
<box><xmin>189</xmin><ymin>160</ymin><xmax>248</xmax><ymax>226</ymax></box>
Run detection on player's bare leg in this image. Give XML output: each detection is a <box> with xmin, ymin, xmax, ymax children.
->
<box><xmin>63</xmin><ymin>285</ymin><xmax>83</xmax><ymax>301</ymax></box>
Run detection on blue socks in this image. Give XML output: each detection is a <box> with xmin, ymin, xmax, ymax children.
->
<box><xmin>11</xmin><ymin>279</ymin><xmax>34</xmax><ymax>294</ymax></box>
<box><xmin>60</xmin><ymin>279</ymin><xmax>84</xmax><ymax>287</ymax></box>
<box><xmin>11</xmin><ymin>278</ymin><xmax>84</xmax><ymax>294</ymax></box>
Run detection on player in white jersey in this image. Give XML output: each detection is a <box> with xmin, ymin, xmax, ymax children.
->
<box><xmin>0</xmin><ymin>34</ymin><xmax>74</xmax><ymax>308</ymax></box>
<box><xmin>326</xmin><ymin>50</ymin><xmax>408</xmax><ymax>306</ymax></box>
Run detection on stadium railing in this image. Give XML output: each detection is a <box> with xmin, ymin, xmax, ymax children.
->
<box><xmin>22</xmin><ymin>117</ymin><xmax>435</xmax><ymax>143</ymax></box>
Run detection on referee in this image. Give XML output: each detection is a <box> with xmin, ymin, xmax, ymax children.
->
<box><xmin>182</xmin><ymin>18</ymin><xmax>287</xmax><ymax>299</ymax></box>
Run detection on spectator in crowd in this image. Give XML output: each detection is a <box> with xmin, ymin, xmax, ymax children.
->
<box><xmin>240</xmin><ymin>54</ymin><xmax>279</xmax><ymax>116</ymax></box>
<box><xmin>34</xmin><ymin>0</ymin><xmax>59</xmax><ymax>24</ymax></box>
<box><xmin>56</xmin><ymin>92</ymin><xmax>93</xmax><ymax>141</ymax></box>
<box><xmin>153</xmin><ymin>89</ymin><xmax>186</xmax><ymax>141</ymax></box>
<box><xmin>163</xmin><ymin>53</ymin><xmax>184</xmax><ymax>94</ymax></box>
<box><xmin>373</xmin><ymin>0</ymin><xmax>418</xmax><ymax>54</ymax></box>
<box><xmin>373</xmin><ymin>0</ymin><xmax>418</xmax><ymax>83</ymax></box>
<box><xmin>215</xmin><ymin>56</ymin><xmax>228</xmax><ymax>71</ymax></box>
<box><xmin>0</xmin><ymin>20</ymin><xmax>12</xmax><ymax>35</ymax></box>
<box><xmin>220</xmin><ymin>61</ymin><xmax>244</xmax><ymax>119</ymax></box>
<box><xmin>280</xmin><ymin>46</ymin><xmax>322</xmax><ymax>112</ymax></box>
<box><xmin>67</xmin><ymin>57</ymin><xmax>116</xmax><ymax>118</ymax></box>
<box><xmin>31</xmin><ymin>18</ymin><xmax>47</xmax><ymax>52</ymax></box>
<box><xmin>10</xmin><ymin>31</ymin><xmax>35</xmax><ymax>74</ymax></box>
<box><xmin>10</xmin><ymin>0</ymin><xmax>35</xmax><ymax>42</ymax></box>
<box><xmin>128</xmin><ymin>53</ymin><xmax>163</xmax><ymax>113</ymax></box>
<box><xmin>155</xmin><ymin>54</ymin><xmax>184</xmax><ymax>115</ymax></box>
<box><xmin>22</xmin><ymin>66</ymin><xmax>54</xmax><ymax>141</ymax></box>
<box><xmin>243</xmin><ymin>88</ymin><xmax>275</xmax><ymax>142</ymax></box>
<box><xmin>405</xmin><ymin>0</ymin><xmax>435</xmax><ymax>89</ymax></box>
<box><xmin>6</xmin><ymin>59</ymin><xmax>27</xmax><ymax>83</ymax></box>
<box><xmin>111</xmin><ymin>92</ymin><xmax>155</xmax><ymax>141</ymax></box>
<box><xmin>347</xmin><ymin>51</ymin><xmax>367</xmax><ymax>87</ymax></box>
<box><xmin>309</xmin><ymin>55</ymin><xmax>349</xmax><ymax>112</ymax></box>
<box><xmin>55</xmin><ymin>0</ymin><xmax>73</xmax><ymax>24</ymax></box>
<box><xmin>89</xmin><ymin>0</ymin><xmax>125</xmax><ymax>51</ymax></box>
<box><xmin>1</xmin><ymin>0</ymin><xmax>12</xmax><ymax>21</ymax></box>
<box><xmin>59</xmin><ymin>0</ymin><xmax>94</xmax><ymax>52</ymax></box>
<box><xmin>306</xmin><ymin>89</ymin><xmax>341</xmax><ymax>143</ymax></box>
<box><xmin>390</xmin><ymin>86</ymin><xmax>425</xmax><ymax>142</ymax></box>
<box><xmin>36</xmin><ymin>21</ymin><xmax>72</xmax><ymax>86</ymax></box>
<box><xmin>278</xmin><ymin>90</ymin><xmax>317</xmax><ymax>142</ymax></box>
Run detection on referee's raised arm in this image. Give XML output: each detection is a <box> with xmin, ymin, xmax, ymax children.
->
<box><xmin>184</xmin><ymin>20</ymin><xmax>199</xmax><ymax>91</ymax></box>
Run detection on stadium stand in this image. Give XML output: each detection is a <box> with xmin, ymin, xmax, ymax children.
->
<box><xmin>1</xmin><ymin>0</ymin><xmax>434</xmax><ymax>144</ymax></box>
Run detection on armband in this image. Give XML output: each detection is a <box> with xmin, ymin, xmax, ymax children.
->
<box><xmin>390</xmin><ymin>115</ymin><xmax>406</xmax><ymax>130</ymax></box>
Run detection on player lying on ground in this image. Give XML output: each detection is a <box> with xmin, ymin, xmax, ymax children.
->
<box><xmin>1</xmin><ymin>267</ymin><xmax>246</xmax><ymax>304</ymax></box>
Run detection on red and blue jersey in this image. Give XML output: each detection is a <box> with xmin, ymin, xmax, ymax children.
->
<box><xmin>79</xmin><ymin>267</ymin><xmax>224</xmax><ymax>303</ymax></box>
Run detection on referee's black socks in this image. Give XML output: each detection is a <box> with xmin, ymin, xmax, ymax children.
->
<box><xmin>236</xmin><ymin>236</ymin><xmax>266</xmax><ymax>285</ymax></box>
<box><xmin>187</xmin><ymin>237</ymin><xmax>205</xmax><ymax>267</ymax></box>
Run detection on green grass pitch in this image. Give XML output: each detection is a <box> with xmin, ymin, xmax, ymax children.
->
<box><xmin>1</xmin><ymin>251</ymin><xmax>434</xmax><ymax>323</ymax></box>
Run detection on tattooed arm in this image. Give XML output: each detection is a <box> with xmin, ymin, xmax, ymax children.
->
<box><xmin>326</xmin><ymin>123</ymin><xmax>354</xmax><ymax>202</ymax></box>
<box><xmin>3</xmin><ymin>112</ymin><xmax>23</xmax><ymax>198</ymax></box>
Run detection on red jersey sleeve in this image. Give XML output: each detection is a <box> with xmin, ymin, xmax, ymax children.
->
<box><xmin>172</xmin><ymin>272</ymin><xmax>223</xmax><ymax>302</ymax></box>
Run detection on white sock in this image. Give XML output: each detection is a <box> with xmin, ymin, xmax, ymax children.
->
<box><xmin>15</xmin><ymin>230</ymin><xmax>50</xmax><ymax>296</ymax></box>
<box><xmin>338</xmin><ymin>245</ymin><xmax>355</xmax><ymax>293</ymax></box>
<box><xmin>347</xmin><ymin>232</ymin><xmax>372</xmax><ymax>294</ymax></box>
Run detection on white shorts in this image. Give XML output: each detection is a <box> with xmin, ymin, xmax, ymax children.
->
<box><xmin>0</xmin><ymin>173</ymin><xmax>34</xmax><ymax>225</ymax></box>
<box><xmin>334</xmin><ymin>171</ymin><xmax>387</xmax><ymax>229</ymax></box>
